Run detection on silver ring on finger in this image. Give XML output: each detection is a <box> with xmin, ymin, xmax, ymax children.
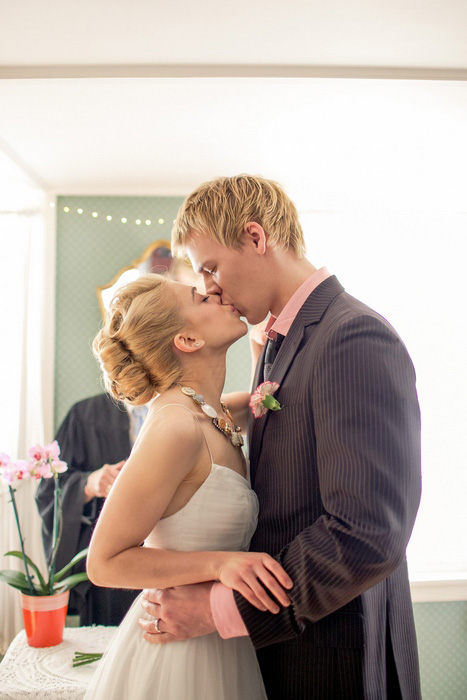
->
<box><xmin>154</xmin><ymin>618</ymin><xmax>162</xmax><ymax>634</ymax></box>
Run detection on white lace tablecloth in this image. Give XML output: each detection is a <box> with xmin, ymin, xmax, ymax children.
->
<box><xmin>0</xmin><ymin>626</ymin><xmax>117</xmax><ymax>700</ymax></box>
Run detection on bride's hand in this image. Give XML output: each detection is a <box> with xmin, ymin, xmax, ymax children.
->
<box><xmin>216</xmin><ymin>552</ymin><xmax>293</xmax><ymax>613</ymax></box>
<box><xmin>249</xmin><ymin>319</ymin><xmax>268</xmax><ymax>349</ymax></box>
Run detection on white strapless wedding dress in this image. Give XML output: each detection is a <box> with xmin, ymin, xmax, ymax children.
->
<box><xmin>83</xmin><ymin>462</ymin><xmax>267</xmax><ymax>700</ymax></box>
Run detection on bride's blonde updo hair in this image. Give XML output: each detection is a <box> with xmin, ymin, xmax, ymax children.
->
<box><xmin>93</xmin><ymin>274</ymin><xmax>186</xmax><ymax>405</ymax></box>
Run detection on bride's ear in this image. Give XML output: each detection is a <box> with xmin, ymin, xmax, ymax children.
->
<box><xmin>173</xmin><ymin>334</ymin><xmax>205</xmax><ymax>353</ymax></box>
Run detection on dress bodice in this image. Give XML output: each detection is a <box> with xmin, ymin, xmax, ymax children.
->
<box><xmin>83</xmin><ymin>430</ymin><xmax>267</xmax><ymax>700</ymax></box>
<box><xmin>145</xmin><ymin>463</ymin><xmax>259</xmax><ymax>553</ymax></box>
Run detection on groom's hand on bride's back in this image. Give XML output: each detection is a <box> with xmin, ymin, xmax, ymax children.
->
<box><xmin>138</xmin><ymin>583</ymin><xmax>216</xmax><ymax>644</ymax></box>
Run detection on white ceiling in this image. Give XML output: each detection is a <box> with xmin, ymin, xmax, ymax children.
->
<box><xmin>0</xmin><ymin>0</ymin><xmax>466</xmax><ymax>211</ymax></box>
<box><xmin>1</xmin><ymin>0</ymin><xmax>467</xmax><ymax>69</ymax></box>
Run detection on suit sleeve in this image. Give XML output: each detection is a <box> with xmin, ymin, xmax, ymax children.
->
<box><xmin>235</xmin><ymin>314</ymin><xmax>421</xmax><ymax>648</ymax></box>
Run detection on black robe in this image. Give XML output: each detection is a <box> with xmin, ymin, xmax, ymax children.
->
<box><xmin>35</xmin><ymin>394</ymin><xmax>139</xmax><ymax>625</ymax></box>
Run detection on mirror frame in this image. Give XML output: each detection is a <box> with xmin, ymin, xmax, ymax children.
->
<box><xmin>96</xmin><ymin>239</ymin><xmax>171</xmax><ymax>320</ymax></box>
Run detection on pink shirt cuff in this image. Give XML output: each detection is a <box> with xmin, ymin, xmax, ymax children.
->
<box><xmin>210</xmin><ymin>582</ymin><xmax>249</xmax><ymax>639</ymax></box>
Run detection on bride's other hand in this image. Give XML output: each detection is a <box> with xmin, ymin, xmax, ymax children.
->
<box><xmin>250</xmin><ymin>320</ymin><xmax>268</xmax><ymax>360</ymax></box>
<box><xmin>249</xmin><ymin>319</ymin><xmax>269</xmax><ymax>384</ymax></box>
<box><xmin>216</xmin><ymin>552</ymin><xmax>293</xmax><ymax>614</ymax></box>
<box><xmin>250</xmin><ymin>319</ymin><xmax>268</xmax><ymax>349</ymax></box>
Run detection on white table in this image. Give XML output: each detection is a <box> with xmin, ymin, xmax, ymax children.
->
<box><xmin>0</xmin><ymin>626</ymin><xmax>116</xmax><ymax>700</ymax></box>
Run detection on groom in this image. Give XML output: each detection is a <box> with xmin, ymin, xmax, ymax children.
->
<box><xmin>139</xmin><ymin>175</ymin><xmax>422</xmax><ymax>699</ymax></box>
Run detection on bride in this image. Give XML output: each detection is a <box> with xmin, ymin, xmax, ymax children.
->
<box><xmin>84</xmin><ymin>273</ymin><xmax>292</xmax><ymax>700</ymax></box>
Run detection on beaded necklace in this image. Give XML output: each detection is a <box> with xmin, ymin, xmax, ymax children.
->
<box><xmin>179</xmin><ymin>386</ymin><xmax>244</xmax><ymax>448</ymax></box>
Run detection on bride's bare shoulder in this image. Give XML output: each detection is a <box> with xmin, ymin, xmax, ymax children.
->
<box><xmin>135</xmin><ymin>395</ymin><xmax>204</xmax><ymax>456</ymax></box>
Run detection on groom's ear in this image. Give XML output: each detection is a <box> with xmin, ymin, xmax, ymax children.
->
<box><xmin>244</xmin><ymin>222</ymin><xmax>267</xmax><ymax>255</ymax></box>
<box><xmin>173</xmin><ymin>334</ymin><xmax>205</xmax><ymax>353</ymax></box>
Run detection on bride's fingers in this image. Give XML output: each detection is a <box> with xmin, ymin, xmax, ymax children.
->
<box><xmin>254</xmin><ymin>570</ymin><xmax>291</xmax><ymax>608</ymax></box>
<box><xmin>235</xmin><ymin>572</ymin><xmax>285</xmax><ymax>614</ymax></box>
<box><xmin>138</xmin><ymin>617</ymin><xmax>173</xmax><ymax>644</ymax></box>
<box><xmin>233</xmin><ymin>582</ymin><xmax>270</xmax><ymax>612</ymax></box>
<box><xmin>262</xmin><ymin>557</ymin><xmax>293</xmax><ymax>589</ymax></box>
<box><xmin>140</xmin><ymin>598</ymin><xmax>160</xmax><ymax>618</ymax></box>
<box><xmin>245</xmin><ymin>576</ymin><xmax>284</xmax><ymax>613</ymax></box>
<box><xmin>141</xmin><ymin>629</ymin><xmax>176</xmax><ymax>645</ymax></box>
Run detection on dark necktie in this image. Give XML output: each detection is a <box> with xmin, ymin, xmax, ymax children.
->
<box><xmin>263</xmin><ymin>333</ymin><xmax>285</xmax><ymax>381</ymax></box>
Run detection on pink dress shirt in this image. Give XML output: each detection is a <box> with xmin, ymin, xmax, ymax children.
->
<box><xmin>211</xmin><ymin>267</ymin><xmax>331</xmax><ymax>638</ymax></box>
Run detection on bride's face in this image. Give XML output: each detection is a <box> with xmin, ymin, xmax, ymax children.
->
<box><xmin>168</xmin><ymin>280</ymin><xmax>248</xmax><ymax>350</ymax></box>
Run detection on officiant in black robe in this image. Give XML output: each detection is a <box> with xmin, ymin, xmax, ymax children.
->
<box><xmin>35</xmin><ymin>393</ymin><xmax>142</xmax><ymax>625</ymax></box>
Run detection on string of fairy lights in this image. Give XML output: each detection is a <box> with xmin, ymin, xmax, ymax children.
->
<box><xmin>50</xmin><ymin>202</ymin><xmax>176</xmax><ymax>226</ymax></box>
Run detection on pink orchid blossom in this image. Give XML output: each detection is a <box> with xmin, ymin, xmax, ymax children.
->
<box><xmin>249</xmin><ymin>381</ymin><xmax>282</xmax><ymax>418</ymax></box>
<box><xmin>30</xmin><ymin>460</ymin><xmax>52</xmax><ymax>479</ymax></box>
<box><xmin>14</xmin><ymin>460</ymin><xmax>31</xmax><ymax>480</ymax></box>
<box><xmin>28</xmin><ymin>444</ymin><xmax>47</xmax><ymax>462</ymax></box>
<box><xmin>43</xmin><ymin>440</ymin><xmax>61</xmax><ymax>461</ymax></box>
<box><xmin>0</xmin><ymin>452</ymin><xmax>10</xmax><ymax>468</ymax></box>
<box><xmin>0</xmin><ymin>458</ymin><xmax>30</xmax><ymax>484</ymax></box>
<box><xmin>28</xmin><ymin>440</ymin><xmax>67</xmax><ymax>480</ymax></box>
<box><xmin>50</xmin><ymin>459</ymin><xmax>68</xmax><ymax>475</ymax></box>
<box><xmin>0</xmin><ymin>463</ymin><xmax>17</xmax><ymax>484</ymax></box>
<box><xmin>0</xmin><ymin>451</ymin><xmax>13</xmax><ymax>484</ymax></box>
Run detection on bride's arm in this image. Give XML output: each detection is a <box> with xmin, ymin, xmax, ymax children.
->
<box><xmin>220</xmin><ymin>391</ymin><xmax>250</xmax><ymax>431</ymax></box>
<box><xmin>86</xmin><ymin>408</ymin><xmax>292</xmax><ymax>613</ymax></box>
<box><xmin>222</xmin><ymin>321</ymin><xmax>269</xmax><ymax>429</ymax></box>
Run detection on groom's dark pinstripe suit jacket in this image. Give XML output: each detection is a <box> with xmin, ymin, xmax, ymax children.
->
<box><xmin>235</xmin><ymin>276</ymin><xmax>422</xmax><ymax>700</ymax></box>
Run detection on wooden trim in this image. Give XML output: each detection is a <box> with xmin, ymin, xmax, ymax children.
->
<box><xmin>410</xmin><ymin>577</ymin><xmax>467</xmax><ymax>603</ymax></box>
<box><xmin>1</xmin><ymin>64</ymin><xmax>467</xmax><ymax>81</ymax></box>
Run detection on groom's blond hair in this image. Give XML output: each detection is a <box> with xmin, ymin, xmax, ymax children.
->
<box><xmin>171</xmin><ymin>175</ymin><xmax>306</xmax><ymax>257</ymax></box>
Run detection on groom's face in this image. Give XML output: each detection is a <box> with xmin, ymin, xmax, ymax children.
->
<box><xmin>185</xmin><ymin>234</ymin><xmax>271</xmax><ymax>325</ymax></box>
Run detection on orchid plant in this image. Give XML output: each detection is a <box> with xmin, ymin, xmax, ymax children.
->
<box><xmin>0</xmin><ymin>442</ymin><xmax>88</xmax><ymax>596</ymax></box>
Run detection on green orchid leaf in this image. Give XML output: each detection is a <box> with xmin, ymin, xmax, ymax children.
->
<box><xmin>4</xmin><ymin>550</ymin><xmax>47</xmax><ymax>590</ymax></box>
<box><xmin>53</xmin><ymin>571</ymin><xmax>89</xmax><ymax>592</ymax></box>
<box><xmin>0</xmin><ymin>569</ymin><xmax>42</xmax><ymax>594</ymax></box>
<box><xmin>53</xmin><ymin>548</ymin><xmax>88</xmax><ymax>581</ymax></box>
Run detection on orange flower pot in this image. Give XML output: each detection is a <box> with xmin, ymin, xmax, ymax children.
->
<box><xmin>20</xmin><ymin>590</ymin><xmax>69</xmax><ymax>647</ymax></box>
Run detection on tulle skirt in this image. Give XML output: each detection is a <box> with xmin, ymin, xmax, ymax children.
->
<box><xmin>83</xmin><ymin>593</ymin><xmax>267</xmax><ymax>700</ymax></box>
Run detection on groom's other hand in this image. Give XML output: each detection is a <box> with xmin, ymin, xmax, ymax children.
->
<box><xmin>139</xmin><ymin>582</ymin><xmax>216</xmax><ymax>644</ymax></box>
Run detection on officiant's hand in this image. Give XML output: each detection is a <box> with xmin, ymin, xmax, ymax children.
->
<box><xmin>139</xmin><ymin>583</ymin><xmax>215</xmax><ymax>644</ymax></box>
<box><xmin>84</xmin><ymin>460</ymin><xmax>125</xmax><ymax>503</ymax></box>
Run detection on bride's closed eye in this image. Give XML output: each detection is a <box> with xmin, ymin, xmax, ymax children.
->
<box><xmin>201</xmin><ymin>296</ymin><xmax>209</xmax><ymax>303</ymax></box>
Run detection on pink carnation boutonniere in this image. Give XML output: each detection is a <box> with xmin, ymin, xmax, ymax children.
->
<box><xmin>249</xmin><ymin>381</ymin><xmax>282</xmax><ymax>418</ymax></box>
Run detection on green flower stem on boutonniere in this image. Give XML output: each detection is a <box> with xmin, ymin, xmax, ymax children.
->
<box><xmin>261</xmin><ymin>394</ymin><xmax>281</xmax><ymax>411</ymax></box>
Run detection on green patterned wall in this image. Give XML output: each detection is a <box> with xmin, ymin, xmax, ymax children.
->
<box><xmin>55</xmin><ymin>195</ymin><xmax>251</xmax><ymax>430</ymax></box>
<box><xmin>55</xmin><ymin>196</ymin><xmax>466</xmax><ymax>698</ymax></box>
<box><xmin>414</xmin><ymin>601</ymin><xmax>467</xmax><ymax>700</ymax></box>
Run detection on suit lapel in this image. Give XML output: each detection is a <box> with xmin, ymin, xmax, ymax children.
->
<box><xmin>248</xmin><ymin>276</ymin><xmax>345</xmax><ymax>478</ymax></box>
